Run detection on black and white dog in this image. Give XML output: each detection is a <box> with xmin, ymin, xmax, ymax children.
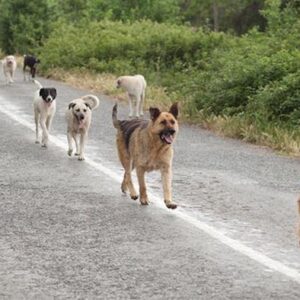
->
<box><xmin>23</xmin><ymin>54</ymin><xmax>40</xmax><ymax>81</ymax></box>
<box><xmin>33</xmin><ymin>80</ymin><xmax>57</xmax><ymax>147</ymax></box>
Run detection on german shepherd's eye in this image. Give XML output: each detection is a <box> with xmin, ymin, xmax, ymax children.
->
<box><xmin>160</xmin><ymin>120</ymin><xmax>167</xmax><ymax>125</ymax></box>
<box><xmin>170</xmin><ymin>120</ymin><xmax>175</xmax><ymax>125</ymax></box>
<box><xmin>83</xmin><ymin>109</ymin><xmax>87</xmax><ymax>112</ymax></box>
<box><xmin>76</xmin><ymin>108</ymin><xmax>80</xmax><ymax>112</ymax></box>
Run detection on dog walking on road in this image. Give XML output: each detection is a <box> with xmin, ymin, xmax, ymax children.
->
<box><xmin>112</xmin><ymin>102</ymin><xmax>179</xmax><ymax>209</ymax></box>
<box><xmin>65</xmin><ymin>95</ymin><xmax>100</xmax><ymax>161</ymax></box>
<box><xmin>33</xmin><ymin>80</ymin><xmax>57</xmax><ymax>147</ymax></box>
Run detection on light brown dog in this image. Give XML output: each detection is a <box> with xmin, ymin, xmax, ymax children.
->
<box><xmin>112</xmin><ymin>103</ymin><xmax>179</xmax><ymax>209</ymax></box>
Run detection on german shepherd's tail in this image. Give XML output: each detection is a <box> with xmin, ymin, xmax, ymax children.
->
<box><xmin>112</xmin><ymin>103</ymin><xmax>120</xmax><ymax>129</ymax></box>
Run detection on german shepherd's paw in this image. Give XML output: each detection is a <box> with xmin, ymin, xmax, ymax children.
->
<box><xmin>131</xmin><ymin>194</ymin><xmax>138</xmax><ymax>200</ymax></box>
<box><xmin>140</xmin><ymin>197</ymin><xmax>149</xmax><ymax>205</ymax></box>
<box><xmin>165</xmin><ymin>201</ymin><xmax>177</xmax><ymax>209</ymax></box>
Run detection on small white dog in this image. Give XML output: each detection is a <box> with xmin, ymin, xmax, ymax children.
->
<box><xmin>33</xmin><ymin>80</ymin><xmax>57</xmax><ymax>147</ymax></box>
<box><xmin>2</xmin><ymin>55</ymin><xmax>17</xmax><ymax>84</ymax></box>
<box><xmin>116</xmin><ymin>74</ymin><xmax>147</xmax><ymax>118</ymax></box>
<box><xmin>65</xmin><ymin>95</ymin><xmax>100</xmax><ymax>160</ymax></box>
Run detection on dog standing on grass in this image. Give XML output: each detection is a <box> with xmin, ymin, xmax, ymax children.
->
<box><xmin>2</xmin><ymin>55</ymin><xmax>17</xmax><ymax>84</ymax></box>
<box><xmin>112</xmin><ymin>102</ymin><xmax>179</xmax><ymax>209</ymax></box>
<box><xmin>65</xmin><ymin>95</ymin><xmax>100</xmax><ymax>161</ymax></box>
<box><xmin>33</xmin><ymin>80</ymin><xmax>57</xmax><ymax>147</ymax></box>
<box><xmin>116</xmin><ymin>74</ymin><xmax>146</xmax><ymax>118</ymax></box>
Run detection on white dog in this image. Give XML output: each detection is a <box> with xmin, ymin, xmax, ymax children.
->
<box><xmin>33</xmin><ymin>80</ymin><xmax>57</xmax><ymax>147</ymax></box>
<box><xmin>2</xmin><ymin>55</ymin><xmax>17</xmax><ymax>84</ymax></box>
<box><xmin>116</xmin><ymin>74</ymin><xmax>147</xmax><ymax>118</ymax></box>
<box><xmin>65</xmin><ymin>95</ymin><xmax>100</xmax><ymax>161</ymax></box>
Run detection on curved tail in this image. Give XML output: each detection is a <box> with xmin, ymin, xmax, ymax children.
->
<box><xmin>33</xmin><ymin>79</ymin><xmax>43</xmax><ymax>89</ymax></box>
<box><xmin>81</xmin><ymin>95</ymin><xmax>100</xmax><ymax>110</ymax></box>
<box><xmin>112</xmin><ymin>103</ymin><xmax>120</xmax><ymax>129</ymax></box>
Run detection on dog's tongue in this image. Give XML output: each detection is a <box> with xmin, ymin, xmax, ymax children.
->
<box><xmin>78</xmin><ymin>120</ymin><xmax>84</xmax><ymax>128</ymax></box>
<box><xmin>162</xmin><ymin>134</ymin><xmax>173</xmax><ymax>144</ymax></box>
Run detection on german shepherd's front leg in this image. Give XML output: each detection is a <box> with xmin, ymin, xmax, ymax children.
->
<box><xmin>161</xmin><ymin>165</ymin><xmax>177</xmax><ymax>209</ymax></box>
<box><xmin>136</xmin><ymin>167</ymin><xmax>148</xmax><ymax>205</ymax></box>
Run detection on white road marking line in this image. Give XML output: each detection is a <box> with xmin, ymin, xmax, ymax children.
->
<box><xmin>1</xmin><ymin>97</ymin><xmax>300</xmax><ymax>284</ymax></box>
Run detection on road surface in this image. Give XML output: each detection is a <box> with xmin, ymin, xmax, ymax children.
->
<box><xmin>0</xmin><ymin>71</ymin><xmax>300</xmax><ymax>299</ymax></box>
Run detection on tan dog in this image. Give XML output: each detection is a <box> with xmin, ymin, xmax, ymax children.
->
<box><xmin>65</xmin><ymin>95</ymin><xmax>99</xmax><ymax>160</ymax></box>
<box><xmin>116</xmin><ymin>75</ymin><xmax>147</xmax><ymax>118</ymax></box>
<box><xmin>112</xmin><ymin>103</ymin><xmax>179</xmax><ymax>209</ymax></box>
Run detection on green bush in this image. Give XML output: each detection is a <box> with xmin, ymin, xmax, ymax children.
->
<box><xmin>38</xmin><ymin>20</ymin><xmax>225</xmax><ymax>75</ymax></box>
<box><xmin>37</xmin><ymin>9</ymin><xmax>300</xmax><ymax>134</ymax></box>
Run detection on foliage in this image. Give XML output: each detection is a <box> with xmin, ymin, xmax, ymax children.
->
<box><xmin>0</xmin><ymin>0</ymin><xmax>50</xmax><ymax>54</ymax></box>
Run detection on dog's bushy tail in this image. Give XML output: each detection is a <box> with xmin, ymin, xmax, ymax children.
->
<box><xmin>112</xmin><ymin>103</ymin><xmax>120</xmax><ymax>129</ymax></box>
<box><xmin>81</xmin><ymin>95</ymin><xmax>100</xmax><ymax>110</ymax></box>
<box><xmin>33</xmin><ymin>80</ymin><xmax>43</xmax><ymax>89</ymax></box>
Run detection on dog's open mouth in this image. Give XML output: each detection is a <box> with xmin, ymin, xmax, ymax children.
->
<box><xmin>160</xmin><ymin>129</ymin><xmax>175</xmax><ymax>144</ymax></box>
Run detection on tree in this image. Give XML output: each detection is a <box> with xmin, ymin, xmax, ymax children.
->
<box><xmin>0</xmin><ymin>0</ymin><xmax>50</xmax><ymax>53</ymax></box>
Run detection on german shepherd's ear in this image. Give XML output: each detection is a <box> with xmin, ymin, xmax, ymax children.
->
<box><xmin>169</xmin><ymin>102</ymin><xmax>179</xmax><ymax>119</ymax></box>
<box><xmin>149</xmin><ymin>107</ymin><xmax>161</xmax><ymax>121</ymax></box>
<box><xmin>68</xmin><ymin>102</ymin><xmax>76</xmax><ymax>110</ymax></box>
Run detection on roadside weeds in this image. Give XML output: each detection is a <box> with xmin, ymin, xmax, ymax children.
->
<box><xmin>41</xmin><ymin>67</ymin><xmax>300</xmax><ymax>157</ymax></box>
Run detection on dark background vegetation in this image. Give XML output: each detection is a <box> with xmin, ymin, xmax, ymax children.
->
<box><xmin>1</xmin><ymin>0</ymin><xmax>300</xmax><ymax>149</ymax></box>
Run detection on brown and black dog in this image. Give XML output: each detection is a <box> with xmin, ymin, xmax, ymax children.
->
<box><xmin>112</xmin><ymin>103</ymin><xmax>179</xmax><ymax>209</ymax></box>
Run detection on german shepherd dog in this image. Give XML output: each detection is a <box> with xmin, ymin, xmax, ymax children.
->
<box><xmin>112</xmin><ymin>103</ymin><xmax>179</xmax><ymax>209</ymax></box>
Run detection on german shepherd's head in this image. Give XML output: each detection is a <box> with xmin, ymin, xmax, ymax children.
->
<box><xmin>149</xmin><ymin>103</ymin><xmax>179</xmax><ymax>145</ymax></box>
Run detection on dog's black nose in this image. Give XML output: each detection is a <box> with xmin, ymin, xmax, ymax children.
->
<box><xmin>169</xmin><ymin>129</ymin><xmax>176</xmax><ymax>135</ymax></box>
<box><xmin>80</xmin><ymin>115</ymin><xmax>84</xmax><ymax>120</ymax></box>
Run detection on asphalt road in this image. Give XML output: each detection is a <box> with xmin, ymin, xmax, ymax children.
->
<box><xmin>0</xmin><ymin>70</ymin><xmax>300</xmax><ymax>299</ymax></box>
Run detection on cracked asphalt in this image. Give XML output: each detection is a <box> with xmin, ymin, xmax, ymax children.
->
<box><xmin>0</xmin><ymin>70</ymin><xmax>300</xmax><ymax>299</ymax></box>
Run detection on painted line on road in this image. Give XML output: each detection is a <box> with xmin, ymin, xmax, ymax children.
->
<box><xmin>1</xmin><ymin>97</ymin><xmax>300</xmax><ymax>284</ymax></box>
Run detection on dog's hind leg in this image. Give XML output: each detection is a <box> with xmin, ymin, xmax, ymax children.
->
<box><xmin>139</xmin><ymin>91</ymin><xmax>145</xmax><ymax>116</ymax></box>
<box><xmin>119</xmin><ymin>154</ymin><xmax>137</xmax><ymax>199</ymax></box>
<box><xmin>34</xmin><ymin>110</ymin><xmax>40</xmax><ymax>143</ymax></box>
<box><xmin>78</xmin><ymin>132</ymin><xmax>87</xmax><ymax>161</ymax></box>
<box><xmin>40</xmin><ymin>117</ymin><xmax>49</xmax><ymax>148</ymax></box>
<box><xmin>136</xmin><ymin>167</ymin><xmax>148</xmax><ymax>205</ymax></box>
<box><xmin>74</xmin><ymin>134</ymin><xmax>80</xmax><ymax>156</ymax></box>
<box><xmin>135</xmin><ymin>95</ymin><xmax>140</xmax><ymax>118</ymax></box>
<box><xmin>128</xmin><ymin>94</ymin><xmax>134</xmax><ymax>118</ymax></box>
<box><xmin>9</xmin><ymin>70</ymin><xmax>13</xmax><ymax>83</ymax></box>
<box><xmin>125</xmin><ymin>160</ymin><xmax>138</xmax><ymax>200</ymax></box>
<box><xmin>46</xmin><ymin>115</ymin><xmax>53</xmax><ymax>132</ymax></box>
<box><xmin>161</xmin><ymin>165</ymin><xmax>177</xmax><ymax>209</ymax></box>
<box><xmin>67</xmin><ymin>130</ymin><xmax>73</xmax><ymax>156</ymax></box>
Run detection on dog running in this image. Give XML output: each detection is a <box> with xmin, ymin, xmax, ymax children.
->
<box><xmin>112</xmin><ymin>102</ymin><xmax>179</xmax><ymax>209</ymax></box>
<box><xmin>2</xmin><ymin>55</ymin><xmax>17</xmax><ymax>84</ymax></box>
<box><xmin>65</xmin><ymin>95</ymin><xmax>100</xmax><ymax>161</ymax></box>
<box><xmin>33</xmin><ymin>80</ymin><xmax>57</xmax><ymax>147</ymax></box>
<box><xmin>116</xmin><ymin>74</ymin><xmax>147</xmax><ymax>118</ymax></box>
